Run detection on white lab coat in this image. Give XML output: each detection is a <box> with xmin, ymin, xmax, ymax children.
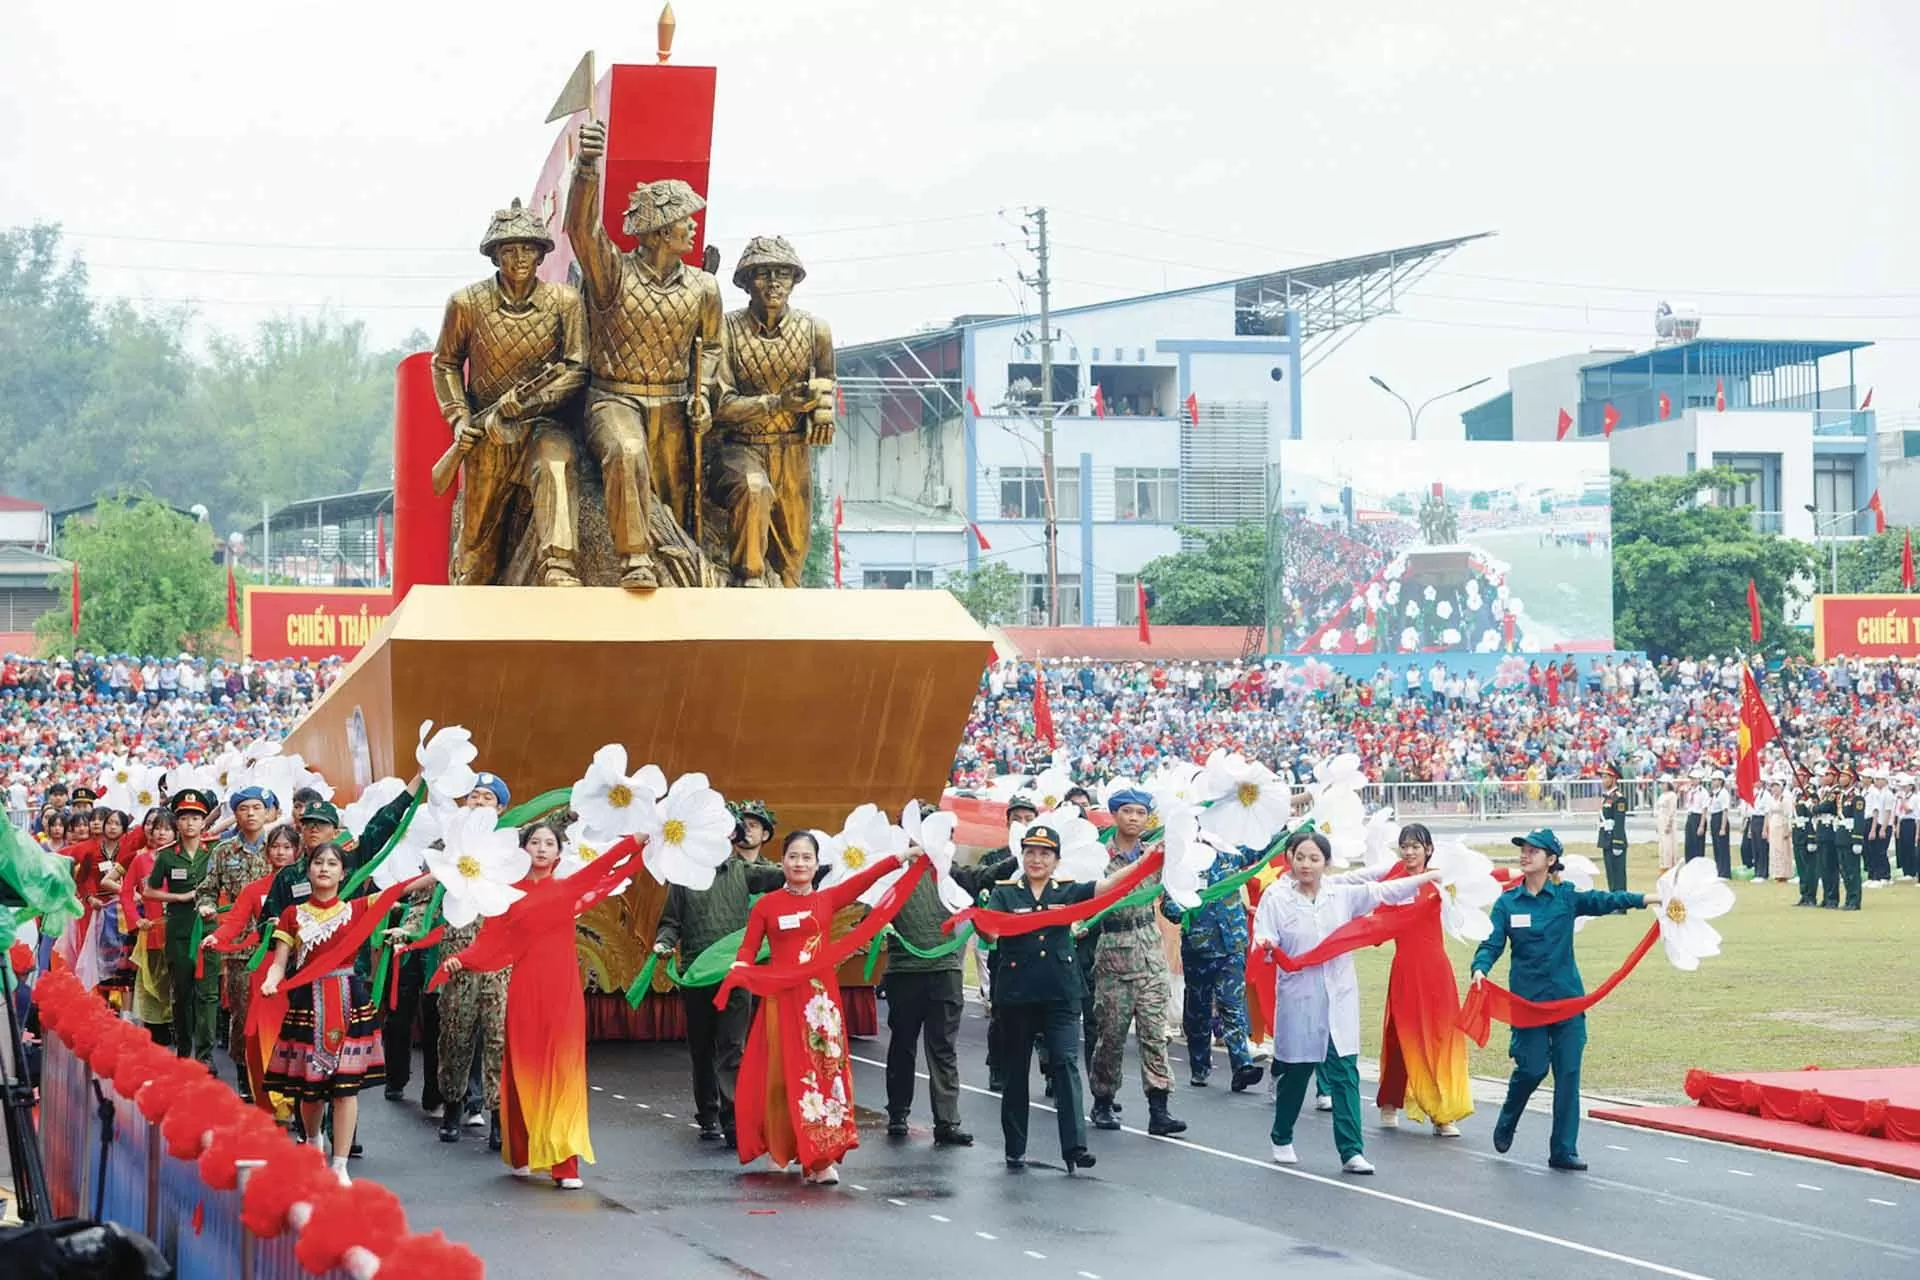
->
<box><xmin>1253</xmin><ymin>872</ymin><xmax>1425</xmax><ymax>1064</ymax></box>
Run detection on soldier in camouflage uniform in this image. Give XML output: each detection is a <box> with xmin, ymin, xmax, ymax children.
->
<box><xmin>1161</xmin><ymin>840</ymin><xmax>1266</xmax><ymax>1092</ymax></box>
<box><xmin>431</xmin><ymin>199</ymin><xmax>589</xmax><ymax>586</ymax></box>
<box><xmin>712</xmin><ymin>237</ymin><xmax>834</xmax><ymax>587</ymax></box>
<box><xmin>1087</xmin><ymin>789</ymin><xmax>1187</xmax><ymax>1138</ymax></box>
<box><xmin>194</xmin><ymin>786</ymin><xmax>273</xmax><ymax>1095</ymax></box>
<box><xmin>432</xmin><ymin>915</ymin><xmax>508</xmax><ymax>1143</ymax></box>
<box><xmin>568</xmin><ymin>121</ymin><xmax>724</xmax><ymax>588</ymax></box>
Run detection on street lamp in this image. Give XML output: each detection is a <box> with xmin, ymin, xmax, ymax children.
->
<box><xmin>1804</xmin><ymin>503</ymin><xmax>1872</xmax><ymax>593</ymax></box>
<box><xmin>1369</xmin><ymin>374</ymin><xmax>1493</xmax><ymax>441</ymax></box>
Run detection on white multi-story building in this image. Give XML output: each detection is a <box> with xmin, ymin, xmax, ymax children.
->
<box><xmin>825</xmin><ymin>234</ymin><xmax>1488</xmax><ymax>624</ymax></box>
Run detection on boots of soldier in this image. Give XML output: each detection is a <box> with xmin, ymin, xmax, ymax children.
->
<box><xmin>1146</xmin><ymin>1088</ymin><xmax>1188</xmax><ymax>1137</ymax></box>
<box><xmin>1090</xmin><ymin>1095</ymin><xmax>1120</xmax><ymax>1131</ymax></box>
<box><xmin>439</xmin><ymin>1101</ymin><xmax>462</xmax><ymax>1143</ymax></box>
<box><xmin>488</xmin><ymin>1109</ymin><xmax>503</xmax><ymax>1152</ymax></box>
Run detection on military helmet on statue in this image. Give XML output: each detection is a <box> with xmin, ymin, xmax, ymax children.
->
<box><xmin>479</xmin><ymin>198</ymin><xmax>555</xmax><ymax>258</ymax></box>
<box><xmin>622</xmin><ymin>179</ymin><xmax>706</xmax><ymax>238</ymax></box>
<box><xmin>732</xmin><ymin>235</ymin><xmax>807</xmax><ymax>290</ymax></box>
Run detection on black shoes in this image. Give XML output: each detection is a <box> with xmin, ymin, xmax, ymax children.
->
<box><xmin>439</xmin><ymin>1102</ymin><xmax>461</xmax><ymax>1143</ymax></box>
<box><xmin>933</xmin><ymin>1125</ymin><xmax>974</xmax><ymax>1148</ymax></box>
<box><xmin>1492</xmin><ymin>1119</ymin><xmax>1515</xmax><ymax>1154</ymax></box>
<box><xmin>487</xmin><ymin>1110</ymin><xmax>502</xmax><ymax>1152</ymax></box>
<box><xmin>1190</xmin><ymin>1072</ymin><xmax>1211</xmax><ymax>1088</ymax></box>
<box><xmin>1145</xmin><ymin>1088</ymin><xmax>1187</xmax><ymax>1137</ymax></box>
<box><xmin>886</xmin><ymin>1115</ymin><xmax>910</xmax><ymax>1137</ymax></box>
<box><xmin>383</xmin><ymin>1086</ymin><xmax>406</xmax><ymax>1102</ymax></box>
<box><xmin>1065</xmin><ymin>1146</ymin><xmax>1096</xmax><ymax>1172</ymax></box>
<box><xmin>1090</xmin><ymin>1096</ymin><xmax>1120</xmax><ymax>1131</ymax></box>
<box><xmin>1230</xmin><ymin>1064</ymin><xmax>1265</xmax><ymax>1093</ymax></box>
<box><xmin>1549</xmin><ymin>1156</ymin><xmax>1588</xmax><ymax>1171</ymax></box>
<box><xmin>697</xmin><ymin>1118</ymin><xmax>722</xmax><ymax>1141</ymax></box>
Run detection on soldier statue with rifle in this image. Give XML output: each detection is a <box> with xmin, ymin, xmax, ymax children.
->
<box><xmin>430</xmin><ymin>199</ymin><xmax>589</xmax><ymax>587</ymax></box>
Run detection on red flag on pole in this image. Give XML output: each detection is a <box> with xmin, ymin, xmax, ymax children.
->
<box><xmin>1714</xmin><ymin>378</ymin><xmax>1726</xmax><ymax>412</ymax></box>
<box><xmin>1092</xmin><ymin>385</ymin><xmax>1107</xmax><ymax>418</ymax></box>
<box><xmin>1747</xmin><ymin>577</ymin><xmax>1762</xmax><ymax>646</ymax></box>
<box><xmin>1032</xmin><ymin>674</ymin><xmax>1056</xmax><ymax>748</ymax></box>
<box><xmin>1555</xmin><ymin>408</ymin><xmax>1573</xmax><ymax>441</ymax></box>
<box><xmin>1861</xmin><ymin>387</ymin><xmax>1874</xmax><ymax>410</ymax></box>
<box><xmin>1136</xmin><ymin>579</ymin><xmax>1152</xmax><ymax>644</ymax></box>
<box><xmin>1657</xmin><ymin>391</ymin><xmax>1671</xmax><ymax>421</ymax></box>
<box><xmin>1184</xmin><ymin>392</ymin><xmax>1199</xmax><ymax>426</ymax></box>
<box><xmin>1870</xmin><ymin>490</ymin><xmax>1888</xmax><ymax>534</ymax></box>
<box><xmin>375</xmin><ymin>513</ymin><xmax>388</xmax><ymax>582</ymax></box>
<box><xmin>835</xmin><ymin>384</ymin><xmax>847</xmax><ymax>417</ymax></box>
<box><xmin>966</xmin><ymin>520</ymin><xmax>991</xmax><ymax>551</ymax></box>
<box><xmin>226</xmin><ymin>561</ymin><xmax>242</xmax><ymax>636</ymax></box>
<box><xmin>70</xmin><ymin>562</ymin><xmax>80</xmax><ymax>637</ymax></box>
<box><xmin>831</xmin><ymin>494</ymin><xmax>844</xmax><ymax>588</ymax></box>
<box><xmin>1735</xmin><ymin>666</ymin><xmax>1779</xmax><ymax>804</ymax></box>
<box><xmin>1903</xmin><ymin>530</ymin><xmax>1915</xmax><ymax>591</ymax></box>
<box><xmin>1602</xmin><ymin>403</ymin><xmax>1620</xmax><ymax>438</ymax></box>
<box><xmin>965</xmin><ymin>387</ymin><xmax>983</xmax><ymax>418</ymax></box>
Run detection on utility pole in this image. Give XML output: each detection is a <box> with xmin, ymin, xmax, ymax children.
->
<box><xmin>1021</xmin><ymin>207</ymin><xmax>1060</xmax><ymax>625</ymax></box>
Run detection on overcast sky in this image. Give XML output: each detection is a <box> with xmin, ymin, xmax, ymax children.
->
<box><xmin>5</xmin><ymin>0</ymin><xmax>1917</xmax><ymax>444</ymax></box>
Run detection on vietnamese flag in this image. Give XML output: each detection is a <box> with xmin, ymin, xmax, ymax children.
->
<box><xmin>226</xmin><ymin>561</ymin><xmax>242</xmax><ymax>635</ymax></box>
<box><xmin>1032</xmin><ymin>675</ymin><xmax>1056</xmax><ymax>747</ymax></box>
<box><xmin>1657</xmin><ymin>391</ymin><xmax>1671</xmax><ymax>420</ymax></box>
<box><xmin>1904</xmin><ymin>530</ymin><xmax>1915</xmax><ymax>592</ymax></box>
<box><xmin>1715</xmin><ymin>378</ymin><xmax>1727</xmax><ymax>412</ymax></box>
<box><xmin>965</xmin><ymin>386</ymin><xmax>984</xmax><ymax>418</ymax></box>
<box><xmin>1861</xmin><ymin>387</ymin><xmax>1874</xmax><ymax>410</ymax></box>
<box><xmin>967</xmin><ymin>520</ymin><xmax>991</xmax><ymax>551</ymax></box>
<box><xmin>1602</xmin><ymin>403</ymin><xmax>1620</xmax><ymax>438</ymax></box>
<box><xmin>1746</xmin><ymin>577</ymin><xmax>1762</xmax><ymax>645</ymax></box>
<box><xmin>1736</xmin><ymin>666</ymin><xmax>1779</xmax><ymax>804</ymax></box>
<box><xmin>1092</xmin><ymin>384</ymin><xmax>1108</xmax><ymax>418</ymax></box>
<box><xmin>1555</xmin><ymin>407</ymin><xmax>1572</xmax><ymax>441</ymax></box>
<box><xmin>1137</xmin><ymin>578</ymin><xmax>1152</xmax><ymax>644</ymax></box>
<box><xmin>1869</xmin><ymin>489</ymin><xmax>1888</xmax><ymax>534</ymax></box>
<box><xmin>1185</xmin><ymin>392</ymin><xmax>1200</xmax><ymax>426</ymax></box>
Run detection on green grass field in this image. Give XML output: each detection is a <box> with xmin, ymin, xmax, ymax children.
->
<box><xmin>1339</xmin><ymin>841</ymin><xmax>1920</xmax><ymax>1103</ymax></box>
<box><xmin>1471</xmin><ymin>529</ymin><xmax>1614</xmax><ymax>647</ymax></box>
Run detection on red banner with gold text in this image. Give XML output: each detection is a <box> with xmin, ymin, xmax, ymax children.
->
<box><xmin>1812</xmin><ymin>593</ymin><xmax>1920</xmax><ymax>661</ymax></box>
<box><xmin>243</xmin><ymin>586</ymin><xmax>393</xmax><ymax>662</ymax></box>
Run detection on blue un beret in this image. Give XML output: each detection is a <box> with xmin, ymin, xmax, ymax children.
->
<box><xmin>476</xmin><ymin>772</ymin><xmax>510</xmax><ymax>807</ymax></box>
<box><xmin>1107</xmin><ymin>787</ymin><xmax>1155</xmax><ymax>815</ymax></box>
<box><xmin>230</xmin><ymin>786</ymin><xmax>268</xmax><ymax>808</ymax></box>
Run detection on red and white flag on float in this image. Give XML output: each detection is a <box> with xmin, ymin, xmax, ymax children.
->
<box><xmin>1555</xmin><ymin>408</ymin><xmax>1573</xmax><ymax>441</ymax></box>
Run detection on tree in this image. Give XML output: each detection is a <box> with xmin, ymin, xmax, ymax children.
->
<box><xmin>1611</xmin><ymin>468</ymin><xmax>1817</xmax><ymax>660</ymax></box>
<box><xmin>801</xmin><ymin>507</ymin><xmax>832</xmax><ymax>588</ymax></box>
<box><xmin>1833</xmin><ymin>529</ymin><xmax>1917</xmax><ymax>595</ymax></box>
<box><xmin>1139</xmin><ymin>521</ymin><xmax>1265</xmax><ymax>626</ymax></box>
<box><xmin>36</xmin><ymin>496</ymin><xmax>226</xmax><ymax>657</ymax></box>
<box><xmin>940</xmin><ymin>561</ymin><xmax>1022</xmax><ymax>627</ymax></box>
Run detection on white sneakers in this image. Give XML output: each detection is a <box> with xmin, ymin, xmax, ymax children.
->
<box><xmin>511</xmin><ymin>1167</ymin><xmax>531</xmax><ymax>1179</ymax></box>
<box><xmin>1378</xmin><ymin>1107</ymin><xmax>1400</xmax><ymax>1129</ymax></box>
<box><xmin>1342</xmin><ymin>1155</ymin><xmax>1375</xmax><ymax>1175</ymax></box>
<box><xmin>1272</xmin><ymin>1142</ymin><xmax>1377</xmax><ymax>1173</ymax></box>
<box><xmin>1270</xmin><ymin>1144</ymin><xmax>1299</xmax><ymax>1165</ymax></box>
<box><xmin>558</xmin><ymin>1177</ymin><xmax>585</xmax><ymax>1190</ymax></box>
<box><xmin>804</xmin><ymin>1163</ymin><xmax>841</xmax><ymax>1185</ymax></box>
<box><xmin>1315</xmin><ymin>1095</ymin><xmax>1333</xmax><ymax>1112</ymax></box>
<box><xmin>1434</xmin><ymin>1122</ymin><xmax>1462</xmax><ymax>1137</ymax></box>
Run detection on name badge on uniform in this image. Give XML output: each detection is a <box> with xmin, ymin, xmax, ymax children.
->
<box><xmin>777</xmin><ymin>911</ymin><xmax>807</xmax><ymax>931</ymax></box>
<box><xmin>169</xmin><ymin>869</ymin><xmax>187</xmax><ymax>884</ymax></box>
<box><xmin>1511</xmin><ymin>914</ymin><xmax>1532</xmax><ymax>929</ymax></box>
<box><xmin>292</xmin><ymin>882</ymin><xmax>311</xmax><ymax>900</ymax></box>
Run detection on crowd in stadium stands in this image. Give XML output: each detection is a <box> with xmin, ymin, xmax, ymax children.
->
<box><xmin>1278</xmin><ymin>519</ymin><xmax>1394</xmax><ymax>646</ymax></box>
<box><xmin>952</xmin><ymin>654</ymin><xmax>1920</xmax><ymax>788</ymax></box>
<box><xmin>2</xmin><ymin>653</ymin><xmax>338</xmax><ymax>817</ymax></box>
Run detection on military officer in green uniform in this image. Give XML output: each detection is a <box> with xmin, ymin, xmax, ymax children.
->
<box><xmin>1597</xmin><ymin>761</ymin><xmax>1629</xmax><ymax>891</ymax></box>
<box><xmin>1471</xmin><ymin>828</ymin><xmax>1652</xmax><ymax>1171</ymax></box>
<box><xmin>145</xmin><ymin>789</ymin><xmax>221</xmax><ymax>1063</ymax></box>
<box><xmin>981</xmin><ymin>825</ymin><xmax>1137</xmax><ymax>1173</ymax></box>
<box><xmin>1813</xmin><ymin>762</ymin><xmax>1841</xmax><ymax>908</ymax></box>
<box><xmin>1839</xmin><ymin>764</ymin><xmax>1867</xmax><ymax>911</ymax></box>
<box><xmin>1792</xmin><ymin>775</ymin><xmax>1818</xmax><ymax>907</ymax></box>
<box><xmin>984</xmin><ymin>793</ymin><xmax>1039</xmax><ymax>1092</ymax></box>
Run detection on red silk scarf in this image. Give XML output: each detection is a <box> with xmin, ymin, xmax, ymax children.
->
<box><xmin>1455</xmin><ymin>921</ymin><xmax>1660</xmax><ymax>1046</ymax></box>
<box><xmin>714</xmin><ymin>857</ymin><xmax>933</xmax><ymax>1006</ymax></box>
<box><xmin>941</xmin><ymin>848</ymin><xmax>1165</xmax><ymax>938</ymax></box>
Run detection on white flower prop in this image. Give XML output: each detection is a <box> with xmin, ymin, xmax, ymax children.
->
<box><xmin>98</xmin><ymin>754</ymin><xmax>136</xmax><ymax>795</ymax></box>
<box><xmin>1312</xmin><ymin>753</ymin><xmax>1367</xmax><ymax>793</ymax></box>
<box><xmin>1431</xmin><ymin>841</ymin><xmax>1502</xmax><ymax>943</ymax></box>
<box><xmin>641</xmin><ymin>773</ymin><xmax>736</xmax><ymax>889</ymax></box>
<box><xmin>1159</xmin><ymin>806</ymin><xmax>1221</xmax><ymax>911</ymax></box>
<box><xmin>238</xmin><ymin>737</ymin><xmax>281</xmax><ymax>771</ymax></box>
<box><xmin>169</xmin><ymin>764</ymin><xmax>224</xmax><ymax>803</ymax></box>
<box><xmin>371</xmin><ymin>839</ymin><xmax>429</xmax><ymax>891</ymax></box>
<box><xmin>1026</xmin><ymin>765</ymin><xmax>1075</xmax><ymax>814</ymax></box>
<box><xmin>341</xmin><ymin>777</ymin><xmax>409</xmax><ymax>842</ymax></box>
<box><xmin>901</xmin><ymin>803</ymin><xmax>970</xmax><ymax>912</ymax></box>
<box><xmin>1361</xmin><ymin>807</ymin><xmax>1400</xmax><ymax>870</ymax></box>
<box><xmin>1143</xmin><ymin>759</ymin><xmax>1205</xmax><ymax>812</ymax></box>
<box><xmin>423</xmin><ymin>807</ymin><xmax>528</xmax><ymax>927</ymax></box>
<box><xmin>104</xmin><ymin>763</ymin><xmax>164</xmax><ymax>820</ymax></box>
<box><xmin>1307</xmin><ymin>785</ymin><xmax>1367</xmax><ymax>866</ymax></box>
<box><xmin>570</xmin><ymin>744</ymin><xmax>662</xmax><ymax>839</ymax></box>
<box><xmin>1652</xmin><ymin>858</ymin><xmax>1735</xmax><ymax>971</ymax></box>
<box><xmin>985</xmin><ymin>773</ymin><xmax>1032</xmax><ymax>804</ymax></box>
<box><xmin>211</xmin><ymin>749</ymin><xmax>246</xmax><ymax>798</ymax></box>
<box><xmin>820</xmin><ymin>802</ymin><xmax>908</xmax><ymax>890</ymax></box>
<box><xmin>416</xmin><ymin>721</ymin><xmax>479</xmax><ymax>805</ymax></box>
<box><xmin>1199</xmin><ymin>756</ymin><xmax>1292</xmax><ymax>851</ymax></box>
<box><xmin>553</xmin><ymin>820</ymin><xmax>613</xmax><ymax>880</ymax></box>
<box><xmin>1559</xmin><ymin>853</ymin><xmax>1600</xmax><ymax>932</ymax></box>
<box><xmin>1011</xmin><ymin>810</ymin><xmax>1107</xmax><ymax>882</ymax></box>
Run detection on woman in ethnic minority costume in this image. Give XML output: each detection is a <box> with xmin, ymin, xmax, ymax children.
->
<box><xmin>260</xmin><ymin>843</ymin><xmax>426</xmax><ymax>1182</ymax></box>
<box><xmin>201</xmin><ymin>822</ymin><xmax>303</xmax><ymax>1112</ymax></box>
<box><xmin>440</xmin><ymin>822</ymin><xmax>643</xmax><ymax>1190</ymax></box>
<box><xmin>1372</xmin><ymin>824</ymin><xmax>1472</xmax><ymax>1138</ymax></box>
<box><xmin>730</xmin><ymin>833</ymin><xmax>917</xmax><ymax>1185</ymax></box>
<box><xmin>123</xmin><ymin>807</ymin><xmax>176</xmax><ymax>1040</ymax></box>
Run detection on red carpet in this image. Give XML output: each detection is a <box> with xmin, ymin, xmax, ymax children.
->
<box><xmin>1591</xmin><ymin>1066</ymin><xmax>1920</xmax><ymax>1180</ymax></box>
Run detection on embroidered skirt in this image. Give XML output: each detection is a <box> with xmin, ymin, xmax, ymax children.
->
<box><xmin>263</xmin><ymin>969</ymin><xmax>385</xmax><ymax>1101</ymax></box>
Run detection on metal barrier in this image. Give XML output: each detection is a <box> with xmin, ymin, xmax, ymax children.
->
<box><xmin>1357</xmin><ymin>778</ymin><xmax>1659</xmax><ymax>823</ymax></box>
<box><xmin>39</xmin><ymin>1032</ymin><xmax>356</xmax><ymax>1280</ymax></box>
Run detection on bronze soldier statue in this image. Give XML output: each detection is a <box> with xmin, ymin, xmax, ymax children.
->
<box><xmin>712</xmin><ymin>237</ymin><xmax>835</xmax><ymax>588</ymax></box>
<box><xmin>566</xmin><ymin>120</ymin><xmax>723</xmax><ymax>589</ymax></box>
<box><xmin>430</xmin><ymin>199</ymin><xmax>588</xmax><ymax>586</ymax></box>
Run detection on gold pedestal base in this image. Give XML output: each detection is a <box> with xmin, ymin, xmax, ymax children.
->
<box><xmin>282</xmin><ymin>585</ymin><xmax>993</xmax><ymax>836</ymax></box>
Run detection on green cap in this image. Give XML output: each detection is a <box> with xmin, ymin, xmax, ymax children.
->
<box><xmin>1511</xmin><ymin>828</ymin><xmax>1563</xmax><ymax>857</ymax></box>
<box><xmin>1019</xmin><ymin>824</ymin><xmax>1061</xmax><ymax>852</ymax></box>
<box><xmin>299</xmin><ymin>800</ymin><xmax>341</xmax><ymax>828</ymax></box>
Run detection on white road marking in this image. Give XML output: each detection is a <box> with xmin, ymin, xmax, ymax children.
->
<box><xmin>687</xmin><ymin>1123</ymin><xmax>700</xmax><ymax>1130</ymax></box>
<box><xmin>661</xmin><ymin>1112</ymin><xmax>676</xmax><ymax>1119</ymax></box>
<box><xmin>975</xmin><ymin>1231</ymin><xmax>997</xmax><ymax>1241</ymax></box>
<box><xmin>930</xmin><ymin>1213</ymin><xmax>951</xmax><ymax>1222</ymax></box>
<box><xmin>611</xmin><ymin>1093</ymin><xmax>626</xmax><ymax>1100</ymax></box>
<box><xmin>1606</xmin><ymin>1144</ymin><xmax>1630</xmax><ymax>1151</ymax></box>
<box><xmin>887</xmin><ymin>1197</ymin><xmax>908</xmax><ymax>1207</ymax></box>
<box><xmin>1797</xmin><ymin>1184</ymin><xmax>1823</xmax><ymax>1192</ymax></box>
<box><xmin>1023</xmin><ymin>1250</ymin><xmax>1046</xmax><ymax>1259</ymax></box>
<box><xmin>1077</xmin><ymin>1272</ymin><xmax>1102</xmax><ymax>1280</ymax></box>
<box><xmin>850</xmin><ymin>1184</ymin><xmax>868</xmax><ymax>1191</ymax></box>
<box><xmin>1665</xmin><ymin>1157</ymin><xmax>1689</xmax><ymax>1165</ymax></box>
<box><xmin>1870</xmin><ymin>1198</ymin><xmax>1897</xmax><ymax>1207</ymax></box>
<box><xmin>636</xmin><ymin>1103</ymin><xmax>651</xmax><ymax>1109</ymax></box>
<box><xmin>1727</xmin><ymin>1170</ymin><xmax>1753</xmax><ymax>1177</ymax></box>
<box><xmin>590</xmin><ymin>1085</ymin><xmax>604</xmax><ymax>1092</ymax></box>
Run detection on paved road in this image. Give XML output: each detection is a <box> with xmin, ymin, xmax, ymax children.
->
<box><xmin>357</xmin><ymin>1003</ymin><xmax>1919</xmax><ymax>1279</ymax></box>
